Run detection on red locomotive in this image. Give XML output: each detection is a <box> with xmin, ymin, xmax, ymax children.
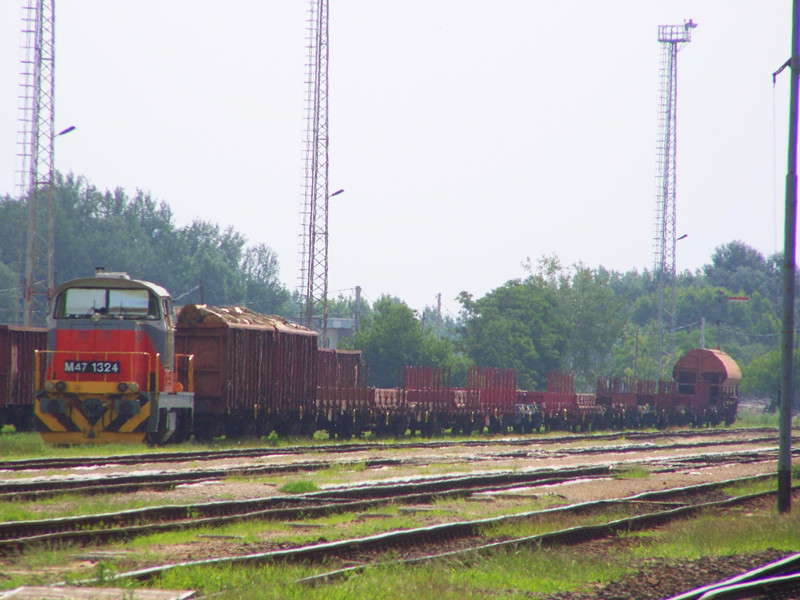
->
<box><xmin>33</xmin><ymin>270</ymin><xmax>194</xmax><ymax>444</ymax></box>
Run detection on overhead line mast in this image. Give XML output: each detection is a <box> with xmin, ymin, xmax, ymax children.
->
<box><xmin>18</xmin><ymin>0</ymin><xmax>57</xmax><ymax>326</ymax></box>
<box><xmin>299</xmin><ymin>0</ymin><xmax>335</xmax><ymax>345</ymax></box>
<box><xmin>653</xmin><ymin>19</ymin><xmax>696</xmax><ymax>378</ymax></box>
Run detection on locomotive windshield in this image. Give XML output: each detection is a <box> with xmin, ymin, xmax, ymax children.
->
<box><xmin>55</xmin><ymin>287</ymin><xmax>161</xmax><ymax>319</ymax></box>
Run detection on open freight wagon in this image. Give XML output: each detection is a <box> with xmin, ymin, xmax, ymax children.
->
<box><xmin>0</xmin><ymin>325</ymin><xmax>47</xmax><ymax>431</ymax></box>
<box><xmin>175</xmin><ymin>305</ymin><xmax>318</xmax><ymax>439</ymax></box>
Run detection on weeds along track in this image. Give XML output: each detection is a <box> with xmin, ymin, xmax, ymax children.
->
<box><xmin>0</xmin><ymin>443</ymin><xmax>789</xmax><ymax>556</ymax></box>
<box><xmin>71</xmin><ymin>477</ymin><xmax>797</xmax><ymax>588</ymax></box>
<box><xmin>0</xmin><ymin>427</ymin><xmax>780</xmax><ymax>472</ymax></box>
<box><xmin>0</xmin><ymin>438</ymin><xmax>791</xmax><ymax>502</ymax></box>
<box><xmin>0</xmin><ymin>464</ymin><xmax>612</xmax><ymax>553</ymax></box>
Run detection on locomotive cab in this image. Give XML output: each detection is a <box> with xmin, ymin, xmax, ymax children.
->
<box><xmin>33</xmin><ymin>271</ymin><xmax>194</xmax><ymax>444</ymax></box>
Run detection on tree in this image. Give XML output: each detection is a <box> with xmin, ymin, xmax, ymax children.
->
<box><xmin>241</xmin><ymin>243</ymin><xmax>291</xmax><ymax>315</ymax></box>
<box><xmin>350</xmin><ymin>296</ymin><xmax>466</xmax><ymax>387</ymax></box>
<box><xmin>458</xmin><ymin>276</ymin><xmax>565</xmax><ymax>390</ymax></box>
<box><xmin>739</xmin><ymin>349</ymin><xmax>800</xmax><ymax>409</ymax></box>
<box><xmin>702</xmin><ymin>241</ymin><xmax>781</xmax><ymax>309</ymax></box>
<box><xmin>0</xmin><ymin>174</ymin><xmax>294</xmax><ymax>321</ymax></box>
<box><xmin>559</xmin><ymin>265</ymin><xmax>628</xmax><ymax>387</ymax></box>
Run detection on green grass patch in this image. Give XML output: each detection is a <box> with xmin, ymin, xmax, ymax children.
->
<box><xmin>279</xmin><ymin>480</ymin><xmax>320</xmax><ymax>494</ymax></box>
<box><xmin>612</xmin><ymin>466</ymin><xmax>651</xmax><ymax>479</ymax></box>
<box><xmin>624</xmin><ymin>505</ymin><xmax>800</xmax><ymax>559</ymax></box>
<box><xmin>733</xmin><ymin>411</ymin><xmax>780</xmax><ymax>428</ymax></box>
<box><xmin>0</xmin><ymin>492</ymin><xmax>186</xmax><ymax>523</ymax></box>
<box><xmin>151</xmin><ymin>549</ymin><xmax>633</xmax><ymax>600</ymax></box>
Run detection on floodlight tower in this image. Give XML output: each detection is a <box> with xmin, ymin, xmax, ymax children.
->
<box><xmin>298</xmin><ymin>0</ymin><xmax>333</xmax><ymax>345</ymax></box>
<box><xmin>653</xmin><ymin>19</ymin><xmax>696</xmax><ymax>378</ymax></box>
<box><xmin>18</xmin><ymin>0</ymin><xmax>57</xmax><ymax>326</ymax></box>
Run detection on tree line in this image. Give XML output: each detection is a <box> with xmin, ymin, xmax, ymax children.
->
<box><xmin>0</xmin><ymin>174</ymin><xmax>292</xmax><ymax>322</ymax></box>
<box><xmin>0</xmin><ymin>174</ymin><xmax>792</xmax><ymax>404</ymax></box>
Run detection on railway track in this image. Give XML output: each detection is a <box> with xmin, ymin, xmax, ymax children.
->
<box><xmin>61</xmin><ymin>477</ymin><xmax>797</xmax><ymax>588</ymax></box>
<box><xmin>0</xmin><ymin>427</ymin><xmax>781</xmax><ymax>472</ymax></box>
<box><xmin>0</xmin><ymin>464</ymin><xmax>614</xmax><ymax>553</ymax></box>
<box><xmin>0</xmin><ymin>440</ymin><xmax>790</xmax><ymax>502</ymax></box>
<box><xmin>1</xmin><ymin>441</ymin><xmax>790</xmax><ymax>556</ymax></box>
<box><xmin>665</xmin><ymin>552</ymin><xmax>800</xmax><ymax>600</ymax></box>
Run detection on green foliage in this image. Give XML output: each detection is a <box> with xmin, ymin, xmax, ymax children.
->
<box><xmin>0</xmin><ymin>173</ymin><xmax>292</xmax><ymax>323</ymax></box>
<box><xmin>702</xmin><ymin>240</ymin><xmax>782</xmax><ymax>309</ymax></box>
<box><xmin>558</xmin><ymin>264</ymin><xmax>628</xmax><ymax>387</ymax></box>
<box><xmin>327</xmin><ymin>291</ymin><xmax>371</xmax><ymax>321</ymax></box>
<box><xmin>739</xmin><ymin>349</ymin><xmax>800</xmax><ymax>408</ymax></box>
<box><xmin>458</xmin><ymin>277</ymin><xmax>564</xmax><ymax>390</ymax></box>
<box><xmin>459</xmin><ymin>258</ymin><xmax>629</xmax><ymax>390</ymax></box>
<box><xmin>350</xmin><ymin>296</ymin><xmax>470</xmax><ymax>387</ymax></box>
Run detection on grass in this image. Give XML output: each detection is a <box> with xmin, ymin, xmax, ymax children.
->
<box><xmin>279</xmin><ymin>480</ymin><xmax>320</xmax><ymax>494</ymax></box>
<box><xmin>149</xmin><ymin>550</ymin><xmax>633</xmax><ymax>600</ymax></box>
<box><xmin>2</xmin><ymin>482</ymin><xmax>798</xmax><ymax>597</ymax></box>
<box><xmin>733</xmin><ymin>407</ymin><xmax>800</xmax><ymax>429</ymax></box>
<box><xmin>144</xmin><ymin>499</ymin><xmax>800</xmax><ymax>599</ymax></box>
<box><xmin>611</xmin><ymin>466</ymin><xmax>651</xmax><ymax>479</ymax></box>
<box><xmin>626</xmin><ymin>505</ymin><xmax>799</xmax><ymax>559</ymax></box>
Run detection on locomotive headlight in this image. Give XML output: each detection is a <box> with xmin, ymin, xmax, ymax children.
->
<box><xmin>117</xmin><ymin>382</ymin><xmax>129</xmax><ymax>392</ymax></box>
<box><xmin>55</xmin><ymin>381</ymin><xmax>67</xmax><ymax>392</ymax></box>
<box><xmin>44</xmin><ymin>381</ymin><xmax>55</xmax><ymax>391</ymax></box>
<box><xmin>128</xmin><ymin>382</ymin><xmax>139</xmax><ymax>392</ymax></box>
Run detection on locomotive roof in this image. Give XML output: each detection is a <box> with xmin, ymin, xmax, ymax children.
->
<box><xmin>54</xmin><ymin>276</ymin><xmax>171</xmax><ymax>299</ymax></box>
<box><xmin>673</xmin><ymin>348</ymin><xmax>742</xmax><ymax>385</ymax></box>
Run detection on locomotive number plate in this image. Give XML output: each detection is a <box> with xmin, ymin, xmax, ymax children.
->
<box><xmin>63</xmin><ymin>360</ymin><xmax>121</xmax><ymax>374</ymax></box>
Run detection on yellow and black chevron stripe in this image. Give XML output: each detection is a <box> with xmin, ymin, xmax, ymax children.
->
<box><xmin>35</xmin><ymin>386</ymin><xmax>152</xmax><ymax>444</ymax></box>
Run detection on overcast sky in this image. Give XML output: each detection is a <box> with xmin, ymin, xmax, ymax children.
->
<box><xmin>0</xmin><ymin>1</ymin><xmax>792</xmax><ymax>316</ymax></box>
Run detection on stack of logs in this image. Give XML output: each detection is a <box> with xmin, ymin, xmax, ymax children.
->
<box><xmin>177</xmin><ymin>304</ymin><xmax>310</xmax><ymax>331</ymax></box>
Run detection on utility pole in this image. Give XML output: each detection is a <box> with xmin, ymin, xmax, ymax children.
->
<box><xmin>653</xmin><ymin>20</ymin><xmax>696</xmax><ymax>378</ymax></box>
<box><xmin>354</xmin><ymin>285</ymin><xmax>361</xmax><ymax>334</ymax></box>
<box><xmin>778</xmin><ymin>0</ymin><xmax>799</xmax><ymax>514</ymax></box>
<box><xmin>436</xmin><ymin>293</ymin><xmax>442</xmax><ymax>340</ymax></box>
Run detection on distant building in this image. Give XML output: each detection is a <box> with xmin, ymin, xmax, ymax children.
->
<box><xmin>288</xmin><ymin>316</ymin><xmax>355</xmax><ymax>349</ymax></box>
<box><xmin>322</xmin><ymin>317</ymin><xmax>355</xmax><ymax>348</ymax></box>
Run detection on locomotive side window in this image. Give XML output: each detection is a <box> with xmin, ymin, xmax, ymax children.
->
<box><xmin>55</xmin><ymin>287</ymin><xmax>161</xmax><ymax>319</ymax></box>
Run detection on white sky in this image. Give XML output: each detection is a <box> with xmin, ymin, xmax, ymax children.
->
<box><xmin>0</xmin><ymin>1</ymin><xmax>792</xmax><ymax>316</ymax></box>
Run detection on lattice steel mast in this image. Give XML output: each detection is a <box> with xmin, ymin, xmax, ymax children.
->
<box><xmin>298</xmin><ymin>0</ymin><xmax>332</xmax><ymax>344</ymax></box>
<box><xmin>653</xmin><ymin>19</ymin><xmax>696</xmax><ymax>378</ymax></box>
<box><xmin>18</xmin><ymin>0</ymin><xmax>57</xmax><ymax>327</ymax></box>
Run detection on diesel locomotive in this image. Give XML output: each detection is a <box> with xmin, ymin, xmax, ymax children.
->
<box><xmin>33</xmin><ymin>270</ymin><xmax>194</xmax><ymax>444</ymax></box>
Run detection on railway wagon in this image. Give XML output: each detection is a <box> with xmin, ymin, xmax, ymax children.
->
<box><xmin>33</xmin><ymin>271</ymin><xmax>194</xmax><ymax>444</ymax></box>
<box><xmin>595</xmin><ymin>376</ymin><xmax>664</xmax><ymax>429</ymax></box>
<box><xmin>516</xmin><ymin>371</ymin><xmax>602</xmax><ymax>433</ymax></box>
<box><xmin>175</xmin><ymin>305</ymin><xmax>318</xmax><ymax>439</ymax></box>
<box><xmin>403</xmin><ymin>365</ymin><xmax>482</xmax><ymax>436</ymax></box>
<box><xmin>671</xmin><ymin>347</ymin><xmax>740</xmax><ymax>426</ymax></box>
<box><xmin>317</xmin><ymin>348</ymin><xmax>371</xmax><ymax>438</ymax></box>
<box><xmin>0</xmin><ymin>325</ymin><xmax>46</xmax><ymax>431</ymax></box>
<box><xmin>469</xmin><ymin>366</ymin><xmax>516</xmax><ymax>433</ymax></box>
